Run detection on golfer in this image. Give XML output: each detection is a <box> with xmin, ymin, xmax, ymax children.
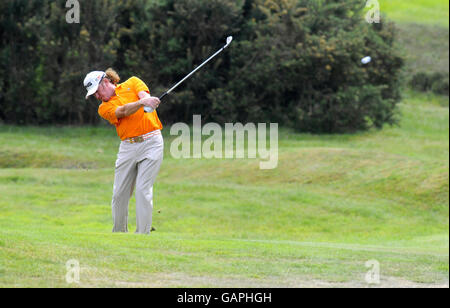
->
<box><xmin>84</xmin><ymin>69</ymin><xmax>163</xmax><ymax>234</ymax></box>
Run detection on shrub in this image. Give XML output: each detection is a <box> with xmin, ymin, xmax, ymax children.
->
<box><xmin>410</xmin><ymin>72</ymin><xmax>449</xmax><ymax>96</ymax></box>
<box><xmin>122</xmin><ymin>0</ymin><xmax>404</xmax><ymax>133</ymax></box>
<box><xmin>0</xmin><ymin>0</ymin><xmax>405</xmax><ymax>133</ymax></box>
<box><xmin>432</xmin><ymin>76</ymin><xmax>449</xmax><ymax>96</ymax></box>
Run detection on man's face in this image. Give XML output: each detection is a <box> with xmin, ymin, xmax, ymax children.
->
<box><xmin>94</xmin><ymin>79</ymin><xmax>115</xmax><ymax>102</ymax></box>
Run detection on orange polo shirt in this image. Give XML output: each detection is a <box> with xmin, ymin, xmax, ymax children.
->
<box><xmin>98</xmin><ymin>77</ymin><xmax>163</xmax><ymax>140</ymax></box>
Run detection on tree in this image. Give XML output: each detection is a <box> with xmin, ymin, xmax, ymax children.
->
<box><xmin>0</xmin><ymin>0</ymin><xmax>404</xmax><ymax>133</ymax></box>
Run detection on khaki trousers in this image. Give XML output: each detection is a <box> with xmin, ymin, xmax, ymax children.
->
<box><xmin>111</xmin><ymin>131</ymin><xmax>164</xmax><ymax>234</ymax></box>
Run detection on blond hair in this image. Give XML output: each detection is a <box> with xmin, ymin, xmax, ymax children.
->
<box><xmin>105</xmin><ymin>68</ymin><xmax>120</xmax><ymax>85</ymax></box>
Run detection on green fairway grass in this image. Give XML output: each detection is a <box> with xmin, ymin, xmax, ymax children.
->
<box><xmin>0</xmin><ymin>91</ymin><xmax>448</xmax><ymax>287</ymax></box>
<box><xmin>380</xmin><ymin>0</ymin><xmax>449</xmax><ymax>27</ymax></box>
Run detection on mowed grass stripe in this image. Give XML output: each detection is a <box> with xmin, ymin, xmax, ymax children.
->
<box><xmin>1</xmin><ymin>227</ymin><xmax>448</xmax><ymax>287</ymax></box>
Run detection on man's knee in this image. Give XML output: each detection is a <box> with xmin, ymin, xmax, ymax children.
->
<box><xmin>136</xmin><ymin>185</ymin><xmax>153</xmax><ymax>201</ymax></box>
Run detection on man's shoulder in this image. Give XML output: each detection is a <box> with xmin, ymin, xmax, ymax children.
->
<box><xmin>121</xmin><ymin>76</ymin><xmax>144</xmax><ymax>87</ymax></box>
<box><xmin>118</xmin><ymin>76</ymin><xmax>149</xmax><ymax>94</ymax></box>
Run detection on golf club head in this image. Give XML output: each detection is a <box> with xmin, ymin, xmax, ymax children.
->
<box><xmin>225</xmin><ymin>36</ymin><xmax>233</xmax><ymax>48</ymax></box>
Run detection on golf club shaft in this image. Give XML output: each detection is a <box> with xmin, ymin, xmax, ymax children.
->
<box><xmin>144</xmin><ymin>41</ymin><xmax>231</xmax><ymax>113</ymax></box>
<box><xmin>161</xmin><ymin>45</ymin><xmax>228</xmax><ymax>99</ymax></box>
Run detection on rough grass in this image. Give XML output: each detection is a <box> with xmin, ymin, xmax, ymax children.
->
<box><xmin>381</xmin><ymin>0</ymin><xmax>449</xmax><ymax>90</ymax></box>
<box><xmin>0</xmin><ymin>92</ymin><xmax>448</xmax><ymax>287</ymax></box>
<box><xmin>395</xmin><ymin>24</ymin><xmax>449</xmax><ymax>76</ymax></box>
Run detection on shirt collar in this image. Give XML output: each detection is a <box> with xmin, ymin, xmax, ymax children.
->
<box><xmin>112</xmin><ymin>83</ymin><xmax>123</xmax><ymax>98</ymax></box>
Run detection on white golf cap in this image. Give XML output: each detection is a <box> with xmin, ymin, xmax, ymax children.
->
<box><xmin>84</xmin><ymin>71</ymin><xmax>106</xmax><ymax>99</ymax></box>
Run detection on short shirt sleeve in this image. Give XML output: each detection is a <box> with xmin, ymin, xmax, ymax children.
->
<box><xmin>130</xmin><ymin>77</ymin><xmax>150</xmax><ymax>95</ymax></box>
<box><xmin>98</xmin><ymin>103</ymin><xmax>119</xmax><ymax>126</ymax></box>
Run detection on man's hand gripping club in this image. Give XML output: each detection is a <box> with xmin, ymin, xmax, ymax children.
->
<box><xmin>115</xmin><ymin>92</ymin><xmax>160</xmax><ymax>119</ymax></box>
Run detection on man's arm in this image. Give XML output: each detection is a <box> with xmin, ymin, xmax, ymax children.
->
<box><xmin>115</xmin><ymin>101</ymin><xmax>144</xmax><ymax>119</ymax></box>
<box><xmin>138</xmin><ymin>91</ymin><xmax>151</xmax><ymax>100</ymax></box>
<box><xmin>115</xmin><ymin>92</ymin><xmax>160</xmax><ymax>119</ymax></box>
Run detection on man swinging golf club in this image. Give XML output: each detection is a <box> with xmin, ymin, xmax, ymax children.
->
<box><xmin>83</xmin><ymin>37</ymin><xmax>233</xmax><ymax>234</ymax></box>
<box><xmin>84</xmin><ymin>68</ymin><xmax>163</xmax><ymax>234</ymax></box>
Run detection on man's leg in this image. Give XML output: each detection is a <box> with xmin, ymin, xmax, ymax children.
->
<box><xmin>135</xmin><ymin>149</ymin><xmax>164</xmax><ymax>234</ymax></box>
<box><xmin>112</xmin><ymin>145</ymin><xmax>137</xmax><ymax>233</ymax></box>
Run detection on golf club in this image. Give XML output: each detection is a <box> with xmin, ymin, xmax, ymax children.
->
<box><xmin>144</xmin><ymin>36</ymin><xmax>233</xmax><ymax>113</ymax></box>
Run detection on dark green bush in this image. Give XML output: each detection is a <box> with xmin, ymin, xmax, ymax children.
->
<box><xmin>0</xmin><ymin>0</ymin><xmax>404</xmax><ymax>133</ymax></box>
<box><xmin>410</xmin><ymin>71</ymin><xmax>449</xmax><ymax>96</ymax></box>
<box><xmin>432</xmin><ymin>76</ymin><xmax>449</xmax><ymax>96</ymax></box>
<box><xmin>410</xmin><ymin>72</ymin><xmax>432</xmax><ymax>92</ymax></box>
